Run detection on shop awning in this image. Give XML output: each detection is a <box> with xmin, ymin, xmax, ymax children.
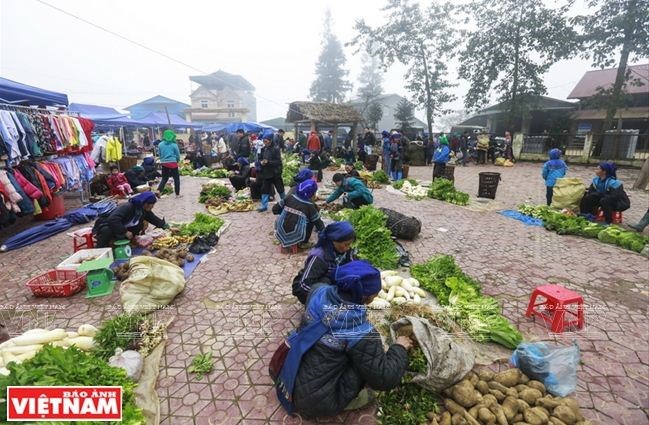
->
<box><xmin>0</xmin><ymin>77</ymin><xmax>69</xmax><ymax>106</ymax></box>
<box><xmin>138</xmin><ymin>112</ymin><xmax>202</xmax><ymax>128</ymax></box>
<box><xmin>68</xmin><ymin>103</ymin><xmax>128</xmax><ymax>121</ymax></box>
<box><xmin>202</xmin><ymin>121</ymin><xmax>277</xmax><ymax>133</ymax></box>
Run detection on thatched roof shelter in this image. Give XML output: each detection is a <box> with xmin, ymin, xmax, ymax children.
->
<box><xmin>286</xmin><ymin>101</ymin><xmax>362</xmax><ymax>124</ymax></box>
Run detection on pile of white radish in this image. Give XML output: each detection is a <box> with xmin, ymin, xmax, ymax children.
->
<box><xmin>0</xmin><ymin>324</ymin><xmax>98</xmax><ymax>375</ymax></box>
<box><xmin>368</xmin><ymin>270</ymin><xmax>427</xmax><ymax>309</ymax></box>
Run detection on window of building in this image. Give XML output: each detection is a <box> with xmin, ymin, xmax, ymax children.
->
<box><xmin>228</xmin><ymin>112</ymin><xmax>235</xmax><ymax>118</ymax></box>
<box><xmin>200</xmin><ymin>100</ymin><xmax>208</xmax><ymax>109</ymax></box>
<box><xmin>227</xmin><ymin>101</ymin><xmax>235</xmax><ymax>108</ymax></box>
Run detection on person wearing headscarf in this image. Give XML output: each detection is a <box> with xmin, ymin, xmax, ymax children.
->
<box><xmin>92</xmin><ymin>192</ymin><xmax>169</xmax><ymax>248</ymax></box>
<box><xmin>125</xmin><ymin>165</ymin><xmax>148</xmax><ymax>189</ymax></box>
<box><xmin>286</xmin><ymin>168</ymin><xmax>314</xmax><ymax>198</ymax></box>
<box><xmin>326</xmin><ymin>173</ymin><xmax>373</xmax><ymax>209</ymax></box>
<box><xmin>542</xmin><ymin>148</ymin><xmax>568</xmax><ymax>206</ymax></box>
<box><xmin>580</xmin><ymin>162</ymin><xmax>630</xmax><ymax>224</ymax></box>
<box><xmin>228</xmin><ymin>157</ymin><xmax>251</xmax><ymax>191</ymax></box>
<box><xmin>156</xmin><ymin>130</ymin><xmax>181</xmax><ymax>197</ymax></box>
<box><xmin>432</xmin><ymin>136</ymin><xmax>451</xmax><ymax>180</ymax></box>
<box><xmin>141</xmin><ymin>157</ymin><xmax>161</xmax><ymax>181</ymax></box>
<box><xmin>273</xmin><ymin>180</ymin><xmax>324</xmax><ymax>249</ymax></box>
<box><xmin>286</xmin><ymin>260</ymin><xmax>412</xmax><ymax>417</ymax></box>
<box><xmin>292</xmin><ymin>221</ymin><xmax>356</xmax><ymax>304</ymax></box>
<box><xmin>389</xmin><ymin>133</ymin><xmax>404</xmax><ymax>180</ymax></box>
<box><xmin>381</xmin><ymin>130</ymin><xmax>391</xmax><ymax>173</ymax></box>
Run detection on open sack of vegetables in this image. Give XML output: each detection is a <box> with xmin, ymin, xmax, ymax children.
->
<box><xmin>389</xmin><ymin>316</ymin><xmax>475</xmax><ymax>392</ymax></box>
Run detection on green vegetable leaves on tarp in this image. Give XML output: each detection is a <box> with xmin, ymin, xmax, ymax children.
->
<box><xmin>411</xmin><ymin>255</ymin><xmax>522</xmax><ymax>349</ymax></box>
<box><xmin>333</xmin><ymin>206</ymin><xmax>400</xmax><ymax>270</ymax></box>
<box><xmin>199</xmin><ymin>183</ymin><xmax>231</xmax><ymax>203</ymax></box>
<box><xmin>180</xmin><ymin>166</ymin><xmax>229</xmax><ymax>179</ymax></box>
<box><xmin>427</xmin><ymin>178</ymin><xmax>470</xmax><ymax>205</ymax></box>
<box><xmin>178</xmin><ymin>212</ymin><xmax>224</xmax><ymax>236</ymax></box>
<box><xmin>0</xmin><ymin>345</ymin><xmax>145</xmax><ymax>424</ymax></box>
<box><xmin>372</xmin><ymin>170</ymin><xmax>390</xmax><ymax>184</ymax></box>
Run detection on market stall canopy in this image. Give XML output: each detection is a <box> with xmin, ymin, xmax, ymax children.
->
<box><xmin>0</xmin><ymin>77</ymin><xmax>69</xmax><ymax>106</ymax></box>
<box><xmin>286</xmin><ymin>101</ymin><xmax>362</xmax><ymax>124</ymax></box>
<box><xmin>202</xmin><ymin>121</ymin><xmax>277</xmax><ymax>133</ymax></box>
<box><xmin>138</xmin><ymin>112</ymin><xmax>202</xmax><ymax>128</ymax></box>
<box><xmin>68</xmin><ymin>103</ymin><xmax>128</xmax><ymax>121</ymax></box>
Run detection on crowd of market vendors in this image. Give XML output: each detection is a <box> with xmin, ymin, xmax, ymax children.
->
<box><xmin>86</xmin><ymin>124</ymin><xmax>647</xmax><ymax>419</ymax></box>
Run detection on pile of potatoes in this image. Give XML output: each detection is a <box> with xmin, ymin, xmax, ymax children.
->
<box><xmin>432</xmin><ymin>368</ymin><xmax>590</xmax><ymax>425</ymax></box>
<box><xmin>149</xmin><ymin>248</ymin><xmax>194</xmax><ymax>268</ymax></box>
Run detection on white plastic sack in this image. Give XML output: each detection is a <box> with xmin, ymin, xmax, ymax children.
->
<box><xmin>119</xmin><ymin>256</ymin><xmax>185</xmax><ymax>314</ymax></box>
<box><xmin>109</xmin><ymin>348</ymin><xmax>143</xmax><ymax>380</ymax></box>
<box><xmin>390</xmin><ymin>316</ymin><xmax>475</xmax><ymax>391</ymax></box>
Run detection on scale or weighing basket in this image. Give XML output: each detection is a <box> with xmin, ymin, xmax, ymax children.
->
<box><xmin>77</xmin><ymin>257</ymin><xmax>115</xmax><ymax>298</ymax></box>
<box><xmin>113</xmin><ymin>239</ymin><xmax>132</xmax><ymax>260</ymax></box>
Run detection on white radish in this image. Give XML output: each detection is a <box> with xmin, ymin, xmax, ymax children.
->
<box><xmin>65</xmin><ymin>336</ymin><xmax>95</xmax><ymax>351</ymax></box>
<box><xmin>22</xmin><ymin>329</ymin><xmax>47</xmax><ymax>336</ymax></box>
<box><xmin>10</xmin><ymin>329</ymin><xmax>66</xmax><ymax>346</ymax></box>
<box><xmin>381</xmin><ymin>280</ymin><xmax>387</xmax><ymax>290</ymax></box>
<box><xmin>413</xmin><ymin>294</ymin><xmax>422</xmax><ymax>304</ymax></box>
<box><xmin>380</xmin><ymin>270</ymin><xmax>398</xmax><ymax>279</ymax></box>
<box><xmin>392</xmin><ymin>296</ymin><xmax>407</xmax><ymax>305</ymax></box>
<box><xmin>14</xmin><ymin>351</ymin><xmax>38</xmax><ymax>362</ymax></box>
<box><xmin>77</xmin><ymin>324</ymin><xmax>98</xmax><ymax>337</ymax></box>
<box><xmin>377</xmin><ymin>289</ymin><xmax>388</xmax><ymax>299</ymax></box>
<box><xmin>0</xmin><ymin>367</ymin><xmax>9</xmax><ymax>376</ymax></box>
<box><xmin>399</xmin><ymin>280</ymin><xmax>414</xmax><ymax>292</ymax></box>
<box><xmin>66</xmin><ymin>332</ymin><xmax>79</xmax><ymax>338</ymax></box>
<box><xmin>2</xmin><ymin>344</ymin><xmax>42</xmax><ymax>355</ymax></box>
<box><xmin>384</xmin><ymin>276</ymin><xmax>403</xmax><ymax>287</ymax></box>
<box><xmin>413</xmin><ymin>287</ymin><xmax>427</xmax><ymax>297</ymax></box>
<box><xmin>409</xmin><ymin>278</ymin><xmax>421</xmax><ymax>287</ymax></box>
<box><xmin>385</xmin><ymin>286</ymin><xmax>397</xmax><ymax>302</ymax></box>
<box><xmin>368</xmin><ymin>299</ymin><xmax>391</xmax><ymax>309</ymax></box>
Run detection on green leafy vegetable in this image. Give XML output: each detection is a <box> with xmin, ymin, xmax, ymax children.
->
<box><xmin>93</xmin><ymin>313</ymin><xmax>146</xmax><ymax>360</ymax></box>
<box><xmin>333</xmin><ymin>206</ymin><xmax>399</xmax><ymax>269</ymax></box>
<box><xmin>408</xmin><ymin>346</ymin><xmax>427</xmax><ymax>374</ymax></box>
<box><xmin>372</xmin><ymin>170</ymin><xmax>390</xmax><ymax>183</ymax></box>
<box><xmin>178</xmin><ymin>212</ymin><xmax>224</xmax><ymax>236</ymax></box>
<box><xmin>354</xmin><ymin>160</ymin><xmax>365</xmax><ymax>171</ymax></box>
<box><xmin>180</xmin><ymin>166</ymin><xmax>229</xmax><ymax>178</ymax></box>
<box><xmin>282</xmin><ymin>153</ymin><xmax>301</xmax><ymax>186</ymax></box>
<box><xmin>427</xmin><ymin>178</ymin><xmax>470</xmax><ymax>205</ymax></box>
<box><xmin>0</xmin><ymin>345</ymin><xmax>145</xmax><ymax>424</ymax></box>
<box><xmin>377</xmin><ymin>377</ymin><xmax>439</xmax><ymax>425</ymax></box>
<box><xmin>199</xmin><ymin>183</ymin><xmax>231</xmax><ymax>203</ymax></box>
<box><xmin>392</xmin><ymin>178</ymin><xmax>418</xmax><ymax>190</ymax></box>
<box><xmin>188</xmin><ymin>352</ymin><xmax>214</xmax><ymax>380</ymax></box>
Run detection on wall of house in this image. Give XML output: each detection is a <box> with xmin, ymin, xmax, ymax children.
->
<box><xmin>188</xmin><ymin>86</ymin><xmax>255</xmax><ymax>122</ymax></box>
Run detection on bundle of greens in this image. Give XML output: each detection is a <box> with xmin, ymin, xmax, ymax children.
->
<box><xmin>282</xmin><ymin>153</ymin><xmax>301</xmax><ymax>186</ymax></box>
<box><xmin>160</xmin><ymin>186</ymin><xmax>174</xmax><ymax>195</ymax></box>
<box><xmin>372</xmin><ymin>170</ymin><xmax>390</xmax><ymax>184</ymax></box>
<box><xmin>93</xmin><ymin>313</ymin><xmax>147</xmax><ymax>360</ymax></box>
<box><xmin>199</xmin><ymin>183</ymin><xmax>231</xmax><ymax>203</ymax></box>
<box><xmin>411</xmin><ymin>255</ymin><xmax>523</xmax><ymax>349</ymax></box>
<box><xmin>517</xmin><ymin>204</ymin><xmax>552</xmax><ymax>220</ymax></box>
<box><xmin>598</xmin><ymin>225</ymin><xmax>649</xmax><ymax>252</ymax></box>
<box><xmin>0</xmin><ymin>345</ymin><xmax>145</xmax><ymax>424</ymax></box>
<box><xmin>392</xmin><ymin>179</ymin><xmax>418</xmax><ymax>190</ymax></box>
<box><xmin>180</xmin><ymin>167</ymin><xmax>229</xmax><ymax>178</ymax></box>
<box><xmin>377</xmin><ymin>376</ymin><xmax>439</xmax><ymax>425</ymax></box>
<box><xmin>354</xmin><ymin>160</ymin><xmax>365</xmax><ymax>171</ymax></box>
<box><xmin>178</xmin><ymin>212</ymin><xmax>224</xmax><ymax>236</ymax></box>
<box><xmin>334</xmin><ymin>206</ymin><xmax>400</xmax><ymax>270</ymax></box>
<box><xmin>427</xmin><ymin>178</ymin><xmax>470</xmax><ymax>206</ymax></box>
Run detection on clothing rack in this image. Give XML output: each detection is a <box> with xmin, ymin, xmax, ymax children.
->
<box><xmin>0</xmin><ymin>102</ymin><xmax>78</xmax><ymax>115</ymax></box>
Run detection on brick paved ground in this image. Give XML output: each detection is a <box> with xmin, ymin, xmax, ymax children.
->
<box><xmin>0</xmin><ymin>161</ymin><xmax>647</xmax><ymax>424</ymax></box>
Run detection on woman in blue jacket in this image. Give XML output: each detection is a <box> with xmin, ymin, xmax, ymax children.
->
<box><xmin>156</xmin><ymin>130</ymin><xmax>181</xmax><ymax>197</ymax></box>
<box><xmin>542</xmin><ymin>148</ymin><xmax>568</xmax><ymax>205</ymax></box>
<box><xmin>326</xmin><ymin>173</ymin><xmax>373</xmax><ymax>209</ymax></box>
<box><xmin>579</xmin><ymin>162</ymin><xmax>630</xmax><ymax>224</ymax></box>
<box><xmin>432</xmin><ymin>137</ymin><xmax>451</xmax><ymax>180</ymax></box>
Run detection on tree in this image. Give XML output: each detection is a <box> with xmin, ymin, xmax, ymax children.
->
<box><xmin>436</xmin><ymin>110</ymin><xmax>471</xmax><ymax>133</ymax></box>
<box><xmin>309</xmin><ymin>10</ymin><xmax>352</xmax><ymax>103</ymax></box>
<box><xmin>367</xmin><ymin>102</ymin><xmax>384</xmax><ymax>130</ymax></box>
<box><xmin>573</xmin><ymin>0</ymin><xmax>649</xmax><ymax>156</ymax></box>
<box><xmin>394</xmin><ymin>98</ymin><xmax>415</xmax><ymax>133</ymax></box>
<box><xmin>351</xmin><ymin>0</ymin><xmax>458</xmax><ymax>137</ymax></box>
<box><xmin>356</xmin><ymin>53</ymin><xmax>384</xmax><ymax>124</ymax></box>
<box><xmin>459</xmin><ymin>0</ymin><xmax>577</xmax><ymax>132</ymax></box>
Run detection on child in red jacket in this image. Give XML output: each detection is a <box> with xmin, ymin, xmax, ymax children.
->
<box><xmin>106</xmin><ymin>165</ymin><xmax>133</xmax><ymax>197</ymax></box>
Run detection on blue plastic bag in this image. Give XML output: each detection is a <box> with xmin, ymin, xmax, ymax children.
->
<box><xmin>510</xmin><ymin>341</ymin><xmax>580</xmax><ymax>397</ymax></box>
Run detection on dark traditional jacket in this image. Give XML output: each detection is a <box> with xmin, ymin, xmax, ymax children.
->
<box><xmin>93</xmin><ymin>202</ymin><xmax>166</xmax><ymax>240</ymax></box>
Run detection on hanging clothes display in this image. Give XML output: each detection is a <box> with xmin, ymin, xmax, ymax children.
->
<box><xmin>105</xmin><ymin>135</ymin><xmax>123</xmax><ymax>162</ymax></box>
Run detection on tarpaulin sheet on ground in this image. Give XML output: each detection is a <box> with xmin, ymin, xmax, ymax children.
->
<box><xmin>498</xmin><ymin>210</ymin><xmax>544</xmax><ymax>226</ymax></box>
<box><xmin>112</xmin><ymin>246</ymin><xmax>208</xmax><ymax>279</ymax></box>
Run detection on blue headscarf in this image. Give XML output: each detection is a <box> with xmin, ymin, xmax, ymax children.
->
<box><xmin>329</xmin><ymin>260</ymin><xmax>382</xmax><ymax>304</ymax></box>
<box><xmin>296</xmin><ymin>180</ymin><xmax>318</xmax><ymax>201</ymax></box>
<box><xmin>237</xmin><ymin>157</ymin><xmax>250</xmax><ymax>167</ymax></box>
<box><xmin>142</xmin><ymin>157</ymin><xmax>155</xmax><ymax>166</ymax></box>
<box><xmin>547</xmin><ymin>148</ymin><xmax>566</xmax><ymax>170</ymax></box>
<box><xmin>129</xmin><ymin>192</ymin><xmax>157</xmax><ymax>208</ymax></box>
<box><xmin>599</xmin><ymin>162</ymin><xmax>617</xmax><ymax>179</ymax></box>
<box><xmin>315</xmin><ymin>221</ymin><xmax>355</xmax><ymax>247</ymax></box>
<box><xmin>262</xmin><ymin>130</ymin><xmax>274</xmax><ymax>141</ymax></box>
<box><xmin>381</xmin><ymin>130</ymin><xmax>389</xmax><ymax>137</ymax></box>
<box><xmin>294</xmin><ymin>168</ymin><xmax>314</xmax><ymax>184</ymax></box>
<box><xmin>390</xmin><ymin>133</ymin><xmax>402</xmax><ymax>140</ymax></box>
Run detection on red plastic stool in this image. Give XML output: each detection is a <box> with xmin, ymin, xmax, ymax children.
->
<box><xmin>279</xmin><ymin>245</ymin><xmax>299</xmax><ymax>254</ymax></box>
<box><xmin>595</xmin><ymin>208</ymin><xmax>622</xmax><ymax>224</ymax></box>
<box><xmin>72</xmin><ymin>228</ymin><xmax>95</xmax><ymax>252</ymax></box>
<box><xmin>525</xmin><ymin>284</ymin><xmax>585</xmax><ymax>333</ymax></box>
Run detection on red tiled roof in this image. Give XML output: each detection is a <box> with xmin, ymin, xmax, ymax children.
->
<box><xmin>567</xmin><ymin>63</ymin><xmax>649</xmax><ymax>99</ymax></box>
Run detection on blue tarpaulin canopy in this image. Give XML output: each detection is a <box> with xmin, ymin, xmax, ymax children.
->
<box><xmin>202</xmin><ymin>121</ymin><xmax>277</xmax><ymax>133</ymax></box>
<box><xmin>0</xmin><ymin>77</ymin><xmax>69</xmax><ymax>106</ymax></box>
<box><xmin>68</xmin><ymin>103</ymin><xmax>128</xmax><ymax>121</ymax></box>
<box><xmin>138</xmin><ymin>112</ymin><xmax>202</xmax><ymax>129</ymax></box>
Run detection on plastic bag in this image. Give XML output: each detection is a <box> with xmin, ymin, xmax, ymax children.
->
<box><xmin>119</xmin><ymin>256</ymin><xmax>185</xmax><ymax>314</ymax></box>
<box><xmin>510</xmin><ymin>341</ymin><xmax>580</xmax><ymax>397</ymax></box>
<box><xmin>390</xmin><ymin>316</ymin><xmax>475</xmax><ymax>391</ymax></box>
<box><xmin>109</xmin><ymin>348</ymin><xmax>143</xmax><ymax>380</ymax></box>
<box><xmin>552</xmin><ymin>178</ymin><xmax>586</xmax><ymax>211</ymax></box>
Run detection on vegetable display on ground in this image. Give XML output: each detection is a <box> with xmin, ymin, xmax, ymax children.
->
<box><xmin>180</xmin><ymin>166</ymin><xmax>229</xmax><ymax>179</ymax></box>
<box><xmin>178</xmin><ymin>213</ymin><xmax>224</xmax><ymax>237</ymax></box>
<box><xmin>199</xmin><ymin>183</ymin><xmax>232</xmax><ymax>203</ymax></box>
<box><xmin>411</xmin><ymin>255</ymin><xmax>522</xmax><ymax>349</ymax></box>
<box><xmin>372</xmin><ymin>170</ymin><xmax>390</xmax><ymax>184</ymax></box>
<box><xmin>428</xmin><ymin>178</ymin><xmax>470</xmax><ymax>206</ymax></box>
<box><xmin>281</xmin><ymin>153</ymin><xmax>301</xmax><ymax>186</ymax></box>
<box><xmin>332</xmin><ymin>206</ymin><xmax>400</xmax><ymax>270</ymax></box>
<box><xmin>0</xmin><ymin>345</ymin><xmax>146</xmax><ymax>424</ymax></box>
